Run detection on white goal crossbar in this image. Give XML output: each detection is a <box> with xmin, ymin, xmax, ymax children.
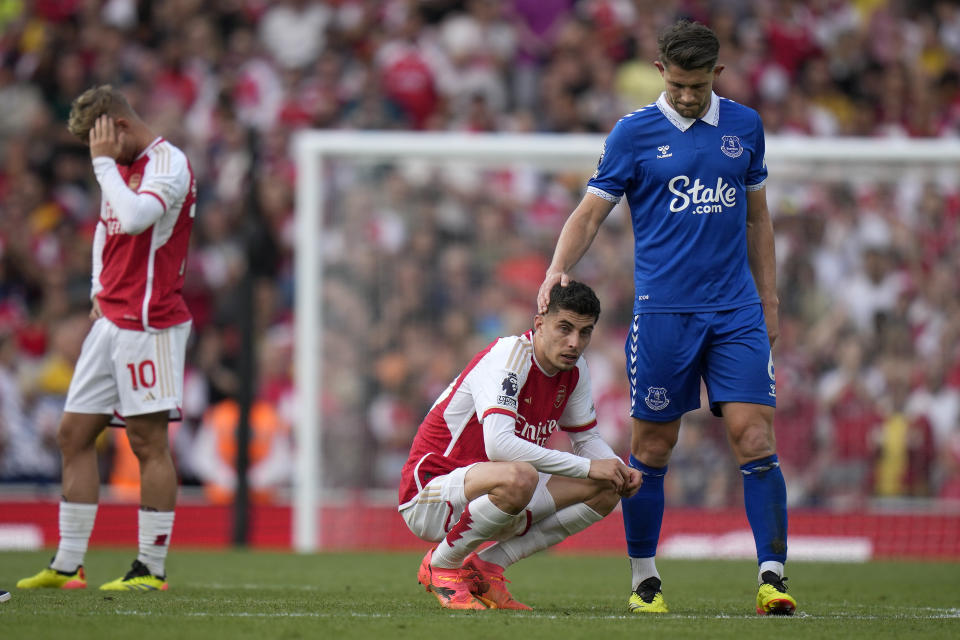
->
<box><xmin>292</xmin><ymin>131</ymin><xmax>960</xmax><ymax>552</ymax></box>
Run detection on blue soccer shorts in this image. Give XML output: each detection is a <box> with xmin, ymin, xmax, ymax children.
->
<box><xmin>625</xmin><ymin>304</ymin><xmax>776</xmax><ymax>422</ymax></box>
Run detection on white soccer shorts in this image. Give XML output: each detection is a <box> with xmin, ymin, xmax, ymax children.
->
<box><xmin>65</xmin><ymin>317</ymin><xmax>191</xmax><ymax>421</ymax></box>
<box><xmin>400</xmin><ymin>464</ymin><xmax>554</xmax><ymax>543</ymax></box>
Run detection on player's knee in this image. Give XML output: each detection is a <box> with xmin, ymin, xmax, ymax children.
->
<box><xmin>56</xmin><ymin>420</ymin><xmax>97</xmax><ymax>457</ymax></box>
<box><xmin>55</xmin><ymin>427</ymin><xmax>82</xmax><ymax>457</ymax></box>
<box><xmin>631</xmin><ymin>438</ymin><xmax>674</xmax><ymax>466</ymax></box>
<box><xmin>730</xmin><ymin>423</ymin><xmax>775</xmax><ymax>460</ymax></box>
<box><xmin>585</xmin><ymin>486</ymin><xmax>621</xmax><ymax>516</ymax></box>
<box><xmin>631</xmin><ymin>421</ymin><xmax>679</xmax><ymax>465</ymax></box>
<box><xmin>125</xmin><ymin>429</ymin><xmax>166</xmax><ymax>462</ymax></box>
<box><xmin>490</xmin><ymin>463</ymin><xmax>538</xmax><ymax>514</ymax></box>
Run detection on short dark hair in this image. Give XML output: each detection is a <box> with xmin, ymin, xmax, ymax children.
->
<box><xmin>545</xmin><ymin>281</ymin><xmax>601</xmax><ymax>321</ymax></box>
<box><xmin>657</xmin><ymin>20</ymin><xmax>719</xmax><ymax>71</ymax></box>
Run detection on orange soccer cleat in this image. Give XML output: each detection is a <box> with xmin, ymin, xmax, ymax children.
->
<box><xmin>417</xmin><ymin>548</ymin><xmax>491</xmax><ymax>610</ymax></box>
<box><xmin>463</xmin><ymin>552</ymin><xmax>532</xmax><ymax>611</ymax></box>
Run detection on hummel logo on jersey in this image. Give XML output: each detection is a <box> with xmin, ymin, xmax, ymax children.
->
<box><xmin>668</xmin><ymin>175</ymin><xmax>736</xmax><ymax>214</ymax></box>
<box><xmin>657</xmin><ymin>145</ymin><xmax>672</xmax><ymax>159</ymax></box>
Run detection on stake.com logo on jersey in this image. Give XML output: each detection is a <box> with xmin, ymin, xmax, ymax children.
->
<box><xmin>667</xmin><ymin>175</ymin><xmax>736</xmax><ymax>215</ymax></box>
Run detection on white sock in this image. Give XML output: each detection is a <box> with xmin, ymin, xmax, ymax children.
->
<box><xmin>759</xmin><ymin>560</ymin><xmax>784</xmax><ymax>582</ymax></box>
<box><xmin>137</xmin><ymin>510</ymin><xmax>175</xmax><ymax>577</ymax></box>
<box><xmin>51</xmin><ymin>502</ymin><xmax>98</xmax><ymax>573</ymax></box>
<box><xmin>432</xmin><ymin>496</ymin><xmax>516</xmax><ymax>569</ymax></box>
<box><xmin>480</xmin><ymin>503</ymin><xmax>603</xmax><ymax>569</ymax></box>
<box><xmin>630</xmin><ymin>556</ymin><xmax>660</xmax><ymax>591</ymax></box>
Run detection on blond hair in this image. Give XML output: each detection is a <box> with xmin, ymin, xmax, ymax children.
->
<box><xmin>67</xmin><ymin>85</ymin><xmax>135</xmax><ymax>142</ymax></box>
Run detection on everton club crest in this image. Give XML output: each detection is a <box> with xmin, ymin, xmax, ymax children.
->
<box><xmin>644</xmin><ymin>386</ymin><xmax>670</xmax><ymax>411</ymax></box>
<box><xmin>720</xmin><ymin>135</ymin><xmax>743</xmax><ymax>158</ymax></box>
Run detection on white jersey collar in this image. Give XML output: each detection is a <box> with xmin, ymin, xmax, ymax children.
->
<box><xmin>525</xmin><ymin>331</ymin><xmax>561</xmax><ymax>378</ymax></box>
<box><xmin>136</xmin><ymin>137</ymin><xmax>164</xmax><ymax>161</ymax></box>
<box><xmin>530</xmin><ymin>344</ymin><xmax>556</xmax><ymax>377</ymax></box>
<box><xmin>656</xmin><ymin>91</ymin><xmax>720</xmax><ymax>131</ymax></box>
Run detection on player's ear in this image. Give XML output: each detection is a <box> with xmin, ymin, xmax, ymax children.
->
<box><xmin>533</xmin><ymin>314</ymin><xmax>544</xmax><ymax>333</ymax></box>
<box><xmin>712</xmin><ymin>64</ymin><xmax>725</xmax><ymax>79</ymax></box>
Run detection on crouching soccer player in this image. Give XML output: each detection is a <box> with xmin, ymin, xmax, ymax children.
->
<box><xmin>398</xmin><ymin>282</ymin><xmax>642</xmax><ymax>610</ymax></box>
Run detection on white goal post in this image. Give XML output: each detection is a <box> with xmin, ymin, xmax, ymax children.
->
<box><xmin>292</xmin><ymin>130</ymin><xmax>960</xmax><ymax>552</ymax></box>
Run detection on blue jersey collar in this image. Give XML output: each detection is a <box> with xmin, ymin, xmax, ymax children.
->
<box><xmin>656</xmin><ymin>91</ymin><xmax>720</xmax><ymax>131</ymax></box>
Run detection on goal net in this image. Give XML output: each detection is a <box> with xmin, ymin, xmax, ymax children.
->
<box><xmin>292</xmin><ymin>131</ymin><xmax>960</xmax><ymax>553</ymax></box>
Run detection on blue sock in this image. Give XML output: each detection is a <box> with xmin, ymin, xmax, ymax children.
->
<box><xmin>622</xmin><ymin>455</ymin><xmax>667</xmax><ymax>558</ymax></box>
<box><xmin>740</xmin><ymin>454</ymin><xmax>788</xmax><ymax>564</ymax></box>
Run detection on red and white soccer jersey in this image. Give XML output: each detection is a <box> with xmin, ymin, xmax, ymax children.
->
<box><xmin>93</xmin><ymin>137</ymin><xmax>196</xmax><ymax>331</ymax></box>
<box><xmin>398</xmin><ymin>330</ymin><xmax>597</xmax><ymax>507</ymax></box>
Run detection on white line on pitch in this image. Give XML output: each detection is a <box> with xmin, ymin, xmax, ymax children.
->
<box><xmin>109</xmin><ymin>609</ymin><xmax>960</xmax><ymax>620</ymax></box>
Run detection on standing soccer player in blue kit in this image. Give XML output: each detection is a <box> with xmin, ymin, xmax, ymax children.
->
<box><xmin>537</xmin><ymin>20</ymin><xmax>796</xmax><ymax>616</ymax></box>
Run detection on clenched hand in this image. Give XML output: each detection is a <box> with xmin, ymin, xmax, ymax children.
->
<box><xmin>588</xmin><ymin>458</ymin><xmax>643</xmax><ymax>498</ymax></box>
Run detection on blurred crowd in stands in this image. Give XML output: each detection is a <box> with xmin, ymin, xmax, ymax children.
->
<box><xmin>1</xmin><ymin>0</ymin><xmax>960</xmax><ymax>509</ymax></box>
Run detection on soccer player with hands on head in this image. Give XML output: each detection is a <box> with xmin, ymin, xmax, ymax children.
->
<box><xmin>399</xmin><ymin>281</ymin><xmax>641</xmax><ymax>610</ymax></box>
<box><xmin>18</xmin><ymin>85</ymin><xmax>196</xmax><ymax>593</ymax></box>
<box><xmin>537</xmin><ymin>20</ymin><xmax>796</xmax><ymax>616</ymax></box>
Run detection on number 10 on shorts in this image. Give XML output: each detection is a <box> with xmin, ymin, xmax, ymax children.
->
<box><xmin>126</xmin><ymin>360</ymin><xmax>157</xmax><ymax>390</ymax></box>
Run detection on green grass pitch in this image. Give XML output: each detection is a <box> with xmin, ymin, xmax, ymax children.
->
<box><xmin>2</xmin><ymin>549</ymin><xmax>958</xmax><ymax>639</ymax></box>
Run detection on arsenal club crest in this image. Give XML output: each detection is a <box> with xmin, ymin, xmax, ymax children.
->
<box><xmin>554</xmin><ymin>384</ymin><xmax>567</xmax><ymax>408</ymax></box>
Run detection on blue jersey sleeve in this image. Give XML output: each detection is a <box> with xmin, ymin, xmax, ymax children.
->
<box><xmin>587</xmin><ymin>118</ymin><xmax>636</xmax><ymax>202</ymax></box>
<box><xmin>746</xmin><ymin>112</ymin><xmax>767</xmax><ymax>191</ymax></box>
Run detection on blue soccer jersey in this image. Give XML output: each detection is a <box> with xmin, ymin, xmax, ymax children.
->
<box><xmin>587</xmin><ymin>91</ymin><xmax>767</xmax><ymax>314</ymax></box>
